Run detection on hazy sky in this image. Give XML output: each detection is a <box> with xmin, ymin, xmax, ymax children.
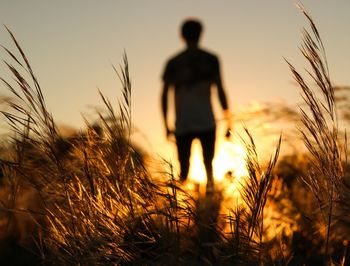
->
<box><xmin>1</xmin><ymin>1</ymin><xmax>349</xmax><ymax>158</ymax></box>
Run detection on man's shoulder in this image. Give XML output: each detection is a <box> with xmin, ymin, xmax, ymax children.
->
<box><xmin>167</xmin><ymin>48</ymin><xmax>218</xmax><ymax>64</ymax></box>
<box><xmin>198</xmin><ymin>48</ymin><xmax>218</xmax><ymax>60</ymax></box>
<box><xmin>166</xmin><ymin>50</ymin><xmax>187</xmax><ymax>64</ymax></box>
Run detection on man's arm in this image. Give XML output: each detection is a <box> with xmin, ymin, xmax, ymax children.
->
<box><xmin>214</xmin><ymin>71</ymin><xmax>232</xmax><ymax>136</ymax></box>
<box><xmin>213</xmin><ymin>56</ymin><xmax>229</xmax><ymax>111</ymax></box>
<box><xmin>216</xmin><ymin>76</ymin><xmax>229</xmax><ymax>111</ymax></box>
<box><xmin>161</xmin><ymin>82</ymin><xmax>171</xmax><ymax>139</ymax></box>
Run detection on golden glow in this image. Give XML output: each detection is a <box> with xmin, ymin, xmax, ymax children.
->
<box><xmin>188</xmin><ymin>141</ymin><xmax>207</xmax><ymax>184</ymax></box>
<box><xmin>214</xmin><ymin>141</ymin><xmax>247</xmax><ymax>181</ymax></box>
<box><xmin>188</xmin><ymin>139</ymin><xmax>248</xmax><ymax>185</ymax></box>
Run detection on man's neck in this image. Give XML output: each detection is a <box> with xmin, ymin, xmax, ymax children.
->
<box><xmin>186</xmin><ymin>43</ymin><xmax>199</xmax><ymax>50</ymax></box>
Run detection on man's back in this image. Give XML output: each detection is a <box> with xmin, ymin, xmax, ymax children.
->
<box><xmin>163</xmin><ymin>48</ymin><xmax>219</xmax><ymax>88</ymax></box>
<box><xmin>163</xmin><ymin>48</ymin><xmax>220</xmax><ymax>134</ymax></box>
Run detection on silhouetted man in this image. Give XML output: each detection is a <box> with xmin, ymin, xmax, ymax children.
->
<box><xmin>161</xmin><ymin>19</ymin><xmax>231</xmax><ymax>192</ymax></box>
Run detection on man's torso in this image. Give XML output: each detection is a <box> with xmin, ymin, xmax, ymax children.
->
<box><xmin>163</xmin><ymin>48</ymin><xmax>219</xmax><ymax>135</ymax></box>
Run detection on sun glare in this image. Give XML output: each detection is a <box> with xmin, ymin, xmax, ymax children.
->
<box><xmin>188</xmin><ymin>139</ymin><xmax>248</xmax><ymax>185</ymax></box>
<box><xmin>188</xmin><ymin>141</ymin><xmax>207</xmax><ymax>184</ymax></box>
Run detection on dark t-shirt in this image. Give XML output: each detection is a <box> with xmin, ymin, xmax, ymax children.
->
<box><xmin>162</xmin><ymin>48</ymin><xmax>220</xmax><ymax>135</ymax></box>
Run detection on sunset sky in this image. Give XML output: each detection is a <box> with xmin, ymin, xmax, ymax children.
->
<box><xmin>1</xmin><ymin>1</ymin><xmax>349</xmax><ymax>165</ymax></box>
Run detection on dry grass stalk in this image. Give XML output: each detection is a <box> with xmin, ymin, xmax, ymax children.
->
<box><xmin>286</xmin><ymin>4</ymin><xmax>347</xmax><ymax>259</ymax></box>
<box><xmin>0</xmin><ymin>27</ymin><xmax>198</xmax><ymax>265</ymax></box>
<box><xmin>239</xmin><ymin>129</ymin><xmax>281</xmax><ymax>259</ymax></box>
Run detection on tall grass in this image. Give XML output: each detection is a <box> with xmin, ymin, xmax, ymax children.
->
<box><xmin>286</xmin><ymin>4</ymin><xmax>348</xmax><ymax>262</ymax></box>
<box><xmin>0</xmin><ymin>24</ymin><xmax>285</xmax><ymax>265</ymax></box>
<box><xmin>221</xmin><ymin>129</ymin><xmax>281</xmax><ymax>264</ymax></box>
<box><xmin>0</xmin><ymin>26</ymin><xmax>186</xmax><ymax>265</ymax></box>
<box><xmin>0</xmin><ymin>5</ymin><xmax>349</xmax><ymax>265</ymax></box>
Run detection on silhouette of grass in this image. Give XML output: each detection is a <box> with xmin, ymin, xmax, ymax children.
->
<box><xmin>0</xmin><ymin>5</ymin><xmax>349</xmax><ymax>266</ymax></box>
<box><xmin>0</xmin><ymin>25</ymin><xmax>284</xmax><ymax>265</ymax></box>
<box><xmin>286</xmin><ymin>4</ymin><xmax>348</xmax><ymax>262</ymax></box>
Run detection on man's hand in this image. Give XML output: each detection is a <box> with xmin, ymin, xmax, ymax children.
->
<box><xmin>223</xmin><ymin>109</ymin><xmax>232</xmax><ymax>138</ymax></box>
<box><xmin>225</xmin><ymin>127</ymin><xmax>233</xmax><ymax>138</ymax></box>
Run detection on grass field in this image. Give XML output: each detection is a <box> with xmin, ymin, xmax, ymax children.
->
<box><xmin>0</xmin><ymin>6</ymin><xmax>349</xmax><ymax>266</ymax></box>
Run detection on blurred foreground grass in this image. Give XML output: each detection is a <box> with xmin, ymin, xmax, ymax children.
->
<box><xmin>0</xmin><ymin>7</ymin><xmax>349</xmax><ymax>266</ymax></box>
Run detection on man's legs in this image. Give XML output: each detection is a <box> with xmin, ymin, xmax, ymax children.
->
<box><xmin>198</xmin><ymin>129</ymin><xmax>216</xmax><ymax>190</ymax></box>
<box><xmin>175</xmin><ymin>133</ymin><xmax>194</xmax><ymax>182</ymax></box>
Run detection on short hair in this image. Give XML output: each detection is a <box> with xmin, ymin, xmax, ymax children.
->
<box><xmin>181</xmin><ymin>19</ymin><xmax>202</xmax><ymax>43</ymax></box>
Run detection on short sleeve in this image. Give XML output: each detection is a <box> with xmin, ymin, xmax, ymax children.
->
<box><xmin>212</xmin><ymin>56</ymin><xmax>220</xmax><ymax>78</ymax></box>
<box><xmin>162</xmin><ymin>60</ymin><xmax>173</xmax><ymax>84</ymax></box>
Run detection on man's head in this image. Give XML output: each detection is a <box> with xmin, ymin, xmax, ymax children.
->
<box><xmin>181</xmin><ymin>19</ymin><xmax>202</xmax><ymax>45</ymax></box>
